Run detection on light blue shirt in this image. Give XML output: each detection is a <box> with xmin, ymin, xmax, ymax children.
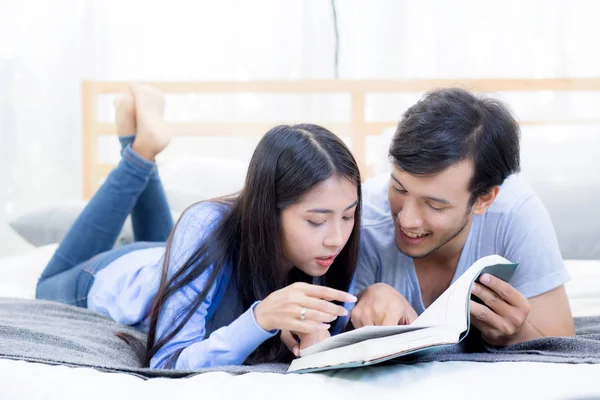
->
<box><xmin>88</xmin><ymin>201</ymin><xmax>353</xmax><ymax>370</ymax></box>
<box><xmin>356</xmin><ymin>174</ymin><xmax>570</xmax><ymax>315</ymax></box>
<box><xmin>88</xmin><ymin>202</ymin><xmax>277</xmax><ymax>369</ymax></box>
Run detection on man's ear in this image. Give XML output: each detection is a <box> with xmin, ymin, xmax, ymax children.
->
<box><xmin>471</xmin><ymin>186</ymin><xmax>500</xmax><ymax>215</ymax></box>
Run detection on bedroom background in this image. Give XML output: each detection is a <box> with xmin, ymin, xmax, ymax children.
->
<box><xmin>1</xmin><ymin>0</ymin><xmax>599</xmax><ymax>258</ymax></box>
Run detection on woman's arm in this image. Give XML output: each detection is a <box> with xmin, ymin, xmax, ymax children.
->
<box><xmin>151</xmin><ymin>284</ymin><xmax>277</xmax><ymax>369</ymax></box>
<box><xmin>148</xmin><ymin>202</ymin><xmax>277</xmax><ymax>369</ymax></box>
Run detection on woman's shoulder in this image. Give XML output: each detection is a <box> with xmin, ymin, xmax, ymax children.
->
<box><xmin>166</xmin><ymin>200</ymin><xmax>234</xmax><ymax>276</ymax></box>
<box><xmin>176</xmin><ymin>200</ymin><xmax>232</xmax><ymax>232</ymax></box>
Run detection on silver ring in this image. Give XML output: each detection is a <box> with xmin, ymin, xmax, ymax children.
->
<box><xmin>300</xmin><ymin>307</ymin><xmax>307</xmax><ymax>321</ymax></box>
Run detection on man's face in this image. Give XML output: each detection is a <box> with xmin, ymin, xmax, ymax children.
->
<box><xmin>387</xmin><ymin>161</ymin><xmax>475</xmax><ymax>259</ymax></box>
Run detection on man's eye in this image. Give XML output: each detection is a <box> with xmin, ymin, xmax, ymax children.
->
<box><xmin>428</xmin><ymin>204</ymin><xmax>444</xmax><ymax>212</ymax></box>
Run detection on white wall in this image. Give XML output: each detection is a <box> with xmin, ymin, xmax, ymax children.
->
<box><xmin>1</xmin><ymin>0</ymin><xmax>599</xmax><ymax>256</ymax></box>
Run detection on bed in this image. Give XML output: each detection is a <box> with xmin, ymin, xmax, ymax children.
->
<box><xmin>2</xmin><ymin>79</ymin><xmax>600</xmax><ymax>399</ymax></box>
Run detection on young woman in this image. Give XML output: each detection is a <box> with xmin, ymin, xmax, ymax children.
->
<box><xmin>35</xmin><ymin>84</ymin><xmax>361</xmax><ymax>370</ymax></box>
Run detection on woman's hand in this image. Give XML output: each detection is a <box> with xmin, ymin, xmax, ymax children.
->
<box><xmin>296</xmin><ymin>330</ymin><xmax>331</xmax><ymax>350</ymax></box>
<box><xmin>280</xmin><ymin>329</ymin><xmax>332</xmax><ymax>357</ymax></box>
<box><xmin>254</xmin><ymin>282</ymin><xmax>356</xmax><ymax>333</ymax></box>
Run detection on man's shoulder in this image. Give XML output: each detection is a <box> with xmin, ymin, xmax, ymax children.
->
<box><xmin>476</xmin><ymin>177</ymin><xmax>568</xmax><ymax>299</ymax></box>
<box><xmin>359</xmin><ymin>177</ymin><xmax>399</xmax><ymax>262</ymax></box>
<box><xmin>470</xmin><ymin>175</ymin><xmax>560</xmax><ymax>268</ymax></box>
<box><xmin>362</xmin><ymin>202</ymin><xmax>394</xmax><ymax>229</ymax></box>
<box><xmin>486</xmin><ymin>175</ymin><xmax>538</xmax><ymax>217</ymax></box>
<box><xmin>361</xmin><ymin>204</ymin><xmax>396</xmax><ymax>251</ymax></box>
<box><xmin>361</xmin><ymin>176</ymin><xmax>395</xmax><ymax>233</ymax></box>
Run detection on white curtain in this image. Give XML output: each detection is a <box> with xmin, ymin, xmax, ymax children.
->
<box><xmin>1</xmin><ymin>0</ymin><xmax>599</xmax><ymax>255</ymax></box>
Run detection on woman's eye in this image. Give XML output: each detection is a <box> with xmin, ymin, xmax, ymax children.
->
<box><xmin>393</xmin><ymin>187</ymin><xmax>407</xmax><ymax>194</ymax></box>
<box><xmin>342</xmin><ymin>215</ymin><xmax>354</xmax><ymax>221</ymax></box>
<box><xmin>307</xmin><ymin>220</ymin><xmax>324</xmax><ymax>227</ymax></box>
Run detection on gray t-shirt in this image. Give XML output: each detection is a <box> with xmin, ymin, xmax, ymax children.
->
<box><xmin>355</xmin><ymin>174</ymin><xmax>570</xmax><ymax>315</ymax></box>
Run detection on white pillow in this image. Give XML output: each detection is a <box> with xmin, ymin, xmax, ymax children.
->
<box><xmin>564</xmin><ymin>259</ymin><xmax>600</xmax><ymax>317</ymax></box>
<box><xmin>0</xmin><ymin>244</ymin><xmax>58</xmax><ymax>299</ymax></box>
<box><xmin>159</xmin><ymin>157</ymin><xmax>247</xmax><ymax>212</ymax></box>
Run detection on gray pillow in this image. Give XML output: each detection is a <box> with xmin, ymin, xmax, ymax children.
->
<box><xmin>525</xmin><ymin>179</ymin><xmax>600</xmax><ymax>260</ymax></box>
<box><xmin>9</xmin><ymin>201</ymin><xmax>179</xmax><ymax>248</ymax></box>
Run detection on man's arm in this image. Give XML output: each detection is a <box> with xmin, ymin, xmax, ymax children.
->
<box><xmin>526</xmin><ymin>285</ymin><xmax>575</xmax><ymax>338</ymax></box>
<box><xmin>468</xmin><ymin>184</ymin><xmax>575</xmax><ymax>345</ymax></box>
<box><xmin>470</xmin><ymin>273</ymin><xmax>574</xmax><ymax>346</ymax></box>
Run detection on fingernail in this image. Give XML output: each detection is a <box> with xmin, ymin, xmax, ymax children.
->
<box><xmin>293</xmin><ymin>346</ymin><xmax>299</xmax><ymax>356</ymax></box>
<box><xmin>349</xmin><ymin>295</ymin><xmax>357</xmax><ymax>302</ymax></box>
<box><xmin>480</xmin><ymin>274</ymin><xmax>491</xmax><ymax>284</ymax></box>
<box><xmin>471</xmin><ymin>284</ymin><xmax>478</xmax><ymax>294</ymax></box>
<box><xmin>340</xmin><ymin>308</ymin><xmax>349</xmax><ymax>316</ymax></box>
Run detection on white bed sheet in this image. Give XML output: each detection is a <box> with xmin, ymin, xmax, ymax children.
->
<box><xmin>2</xmin><ymin>357</ymin><xmax>600</xmax><ymax>400</ymax></box>
<box><xmin>0</xmin><ymin>245</ymin><xmax>599</xmax><ymax>400</ymax></box>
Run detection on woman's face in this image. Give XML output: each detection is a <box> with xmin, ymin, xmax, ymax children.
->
<box><xmin>280</xmin><ymin>176</ymin><xmax>359</xmax><ymax>277</ymax></box>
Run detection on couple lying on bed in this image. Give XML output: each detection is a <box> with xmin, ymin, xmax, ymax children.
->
<box><xmin>35</xmin><ymin>84</ymin><xmax>575</xmax><ymax>370</ymax></box>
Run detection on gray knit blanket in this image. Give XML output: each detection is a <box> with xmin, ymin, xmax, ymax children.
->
<box><xmin>0</xmin><ymin>298</ymin><xmax>598</xmax><ymax>379</ymax></box>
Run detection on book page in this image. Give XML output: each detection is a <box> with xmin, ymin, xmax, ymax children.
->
<box><xmin>411</xmin><ymin>255</ymin><xmax>517</xmax><ymax>333</ymax></box>
<box><xmin>291</xmin><ymin>325</ymin><xmax>459</xmax><ymax>373</ymax></box>
<box><xmin>300</xmin><ymin>255</ymin><xmax>517</xmax><ymax>357</ymax></box>
<box><xmin>300</xmin><ymin>324</ymin><xmax>425</xmax><ymax>356</ymax></box>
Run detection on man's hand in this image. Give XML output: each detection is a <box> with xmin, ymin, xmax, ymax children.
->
<box><xmin>281</xmin><ymin>330</ymin><xmax>331</xmax><ymax>357</ymax></box>
<box><xmin>351</xmin><ymin>283</ymin><xmax>418</xmax><ymax>328</ymax></box>
<box><xmin>470</xmin><ymin>273</ymin><xmax>536</xmax><ymax>346</ymax></box>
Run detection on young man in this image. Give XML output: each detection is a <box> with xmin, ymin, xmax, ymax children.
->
<box><xmin>352</xmin><ymin>88</ymin><xmax>575</xmax><ymax>346</ymax></box>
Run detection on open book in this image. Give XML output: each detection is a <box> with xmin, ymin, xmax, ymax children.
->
<box><xmin>288</xmin><ymin>254</ymin><xmax>518</xmax><ymax>373</ymax></box>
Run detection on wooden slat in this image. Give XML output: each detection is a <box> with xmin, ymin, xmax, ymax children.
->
<box><xmin>518</xmin><ymin>119</ymin><xmax>600</xmax><ymax>125</ymax></box>
<box><xmin>364</xmin><ymin>119</ymin><xmax>600</xmax><ymax>136</ymax></box>
<box><xmin>365</xmin><ymin>122</ymin><xmax>397</xmax><ymax>136</ymax></box>
<box><xmin>96</xmin><ymin>164</ymin><xmax>115</xmax><ymax>179</ymax></box>
<box><xmin>87</xmin><ymin>164</ymin><xmax>118</xmax><ymax>195</ymax></box>
<box><xmin>351</xmin><ymin>93</ymin><xmax>367</xmax><ymax>176</ymax></box>
<box><xmin>83</xmin><ymin>78</ymin><xmax>600</xmax><ymax>199</ymax></box>
<box><xmin>97</xmin><ymin>164</ymin><xmax>115</xmax><ymax>179</ymax></box>
<box><xmin>82</xmin><ymin>82</ymin><xmax>98</xmax><ymax>200</ymax></box>
<box><xmin>88</xmin><ymin>79</ymin><xmax>600</xmax><ymax>94</ymax></box>
<box><xmin>93</xmin><ymin>119</ymin><xmax>600</xmax><ymax>139</ymax></box>
<box><xmin>93</xmin><ymin>122</ymin><xmax>354</xmax><ymax>136</ymax></box>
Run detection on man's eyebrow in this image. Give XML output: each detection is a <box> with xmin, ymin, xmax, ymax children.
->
<box><xmin>307</xmin><ymin>200</ymin><xmax>359</xmax><ymax>214</ymax></box>
<box><xmin>391</xmin><ymin>174</ymin><xmax>451</xmax><ymax>205</ymax></box>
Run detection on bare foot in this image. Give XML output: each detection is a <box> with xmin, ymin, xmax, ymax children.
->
<box><xmin>113</xmin><ymin>94</ymin><xmax>136</xmax><ymax>136</ymax></box>
<box><xmin>130</xmin><ymin>83</ymin><xmax>171</xmax><ymax>161</ymax></box>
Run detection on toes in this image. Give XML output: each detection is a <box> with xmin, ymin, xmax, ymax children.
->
<box><xmin>113</xmin><ymin>95</ymin><xmax>125</xmax><ymax>109</ymax></box>
<box><xmin>129</xmin><ymin>82</ymin><xmax>141</xmax><ymax>98</ymax></box>
<box><xmin>114</xmin><ymin>94</ymin><xmax>134</xmax><ymax>111</ymax></box>
<box><xmin>114</xmin><ymin>94</ymin><xmax>136</xmax><ymax>135</ymax></box>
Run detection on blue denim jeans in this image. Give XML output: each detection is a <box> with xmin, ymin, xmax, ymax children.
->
<box><xmin>35</xmin><ymin>136</ymin><xmax>174</xmax><ymax>307</ymax></box>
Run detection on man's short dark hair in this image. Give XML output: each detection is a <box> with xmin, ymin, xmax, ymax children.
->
<box><xmin>389</xmin><ymin>87</ymin><xmax>521</xmax><ymax>205</ymax></box>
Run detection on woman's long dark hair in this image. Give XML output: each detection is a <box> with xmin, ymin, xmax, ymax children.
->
<box><xmin>118</xmin><ymin>124</ymin><xmax>362</xmax><ymax>367</ymax></box>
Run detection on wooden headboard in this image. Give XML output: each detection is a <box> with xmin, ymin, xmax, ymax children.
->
<box><xmin>81</xmin><ymin>79</ymin><xmax>600</xmax><ymax>199</ymax></box>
